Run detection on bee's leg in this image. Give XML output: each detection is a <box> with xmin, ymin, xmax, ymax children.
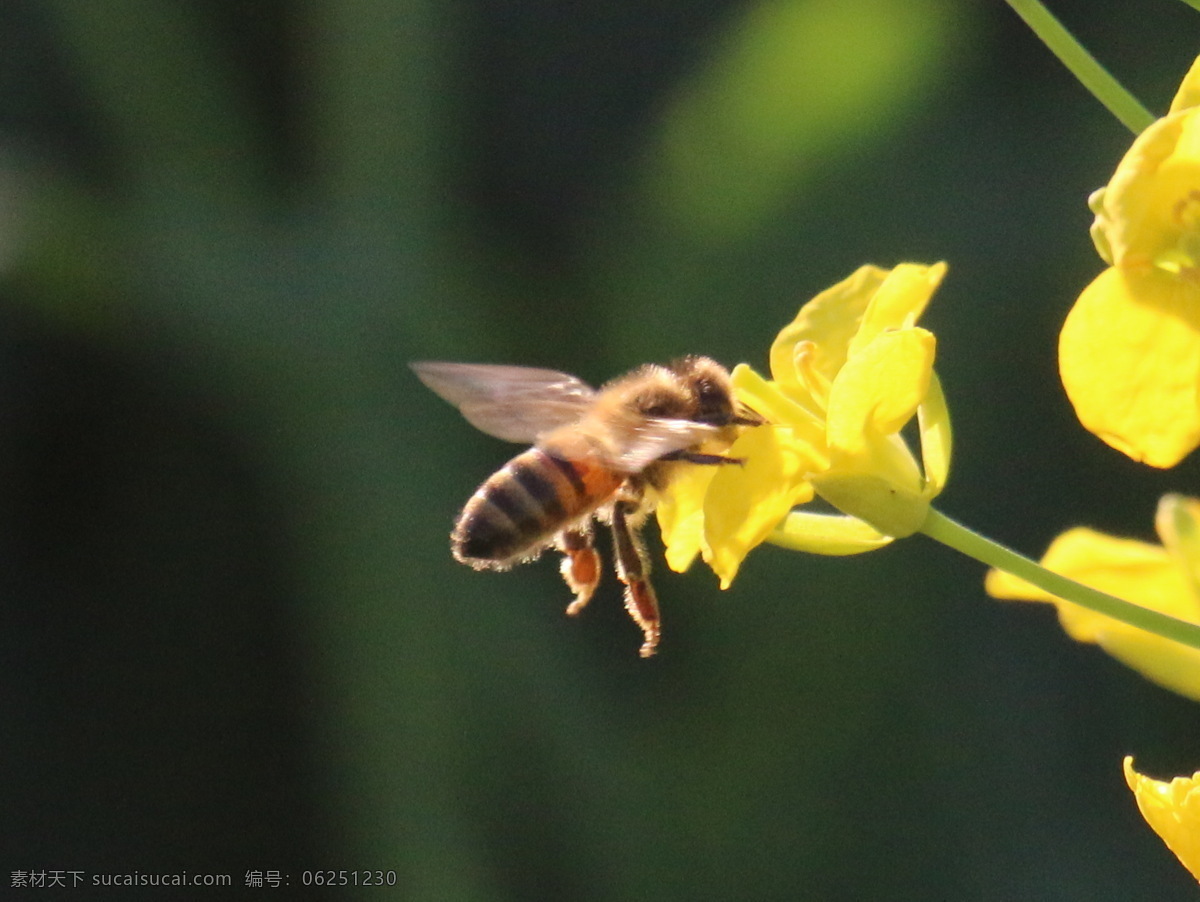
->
<box><xmin>557</xmin><ymin>524</ymin><xmax>600</xmax><ymax>617</ymax></box>
<box><xmin>609</xmin><ymin>499</ymin><xmax>661</xmax><ymax>658</ymax></box>
<box><xmin>659</xmin><ymin>450</ymin><xmax>745</xmax><ymax>466</ymax></box>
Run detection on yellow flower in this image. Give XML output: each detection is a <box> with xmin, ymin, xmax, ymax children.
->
<box><xmin>656</xmin><ymin>262</ymin><xmax>952</xmax><ymax>587</ymax></box>
<box><xmin>1124</xmin><ymin>756</ymin><xmax>1200</xmax><ymax>883</ymax></box>
<box><xmin>985</xmin><ymin>494</ymin><xmax>1200</xmax><ymax>701</ymax></box>
<box><xmin>1060</xmin><ymin>55</ymin><xmax>1200</xmax><ymax>467</ymax></box>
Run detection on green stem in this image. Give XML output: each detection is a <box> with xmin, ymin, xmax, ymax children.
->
<box><xmin>1005</xmin><ymin>0</ymin><xmax>1154</xmax><ymax>134</ymax></box>
<box><xmin>920</xmin><ymin>507</ymin><xmax>1200</xmax><ymax>652</ymax></box>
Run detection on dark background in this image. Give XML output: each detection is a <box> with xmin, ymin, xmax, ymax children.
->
<box><xmin>2</xmin><ymin>0</ymin><xmax>1200</xmax><ymax>898</ymax></box>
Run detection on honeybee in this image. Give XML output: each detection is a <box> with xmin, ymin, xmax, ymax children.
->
<box><xmin>412</xmin><ymin>356</ymin><xmax>761</xmax><ymax>657</ymax></box>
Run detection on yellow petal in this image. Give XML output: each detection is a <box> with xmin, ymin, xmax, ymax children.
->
<box><xmin>826</xmin><ymin>327</ymin><xmax>935</xmax><ymax>457</ymax></box>
<box><xmin>656</xmin><ymin>462</ymin><xmax>720</xmax><ymax>573</ymax></box>
<box><xmin>917</xmin><ymin>370</ymin><xmax>951</xmax><ymax>496</ymax></box>
<box><xmin>1087</xmin><ymin>187</ymin><xmax>1114</xmax><ymax>264</ymax></box>
<box><xmin>703</xmin><ymin>425</ymin><xmax>818</xmax><ymax>588</ymax></box>
<box><xmin>730</xmin><ymin>363</ymin><xmax>825</xmax><ymax>446</ymax></box>
<box><xmin>1124</xmin><ymin>756</ymin><xmax>1200</xmax><ymax>883</ymax></box>
<box><xmin>1096</xmin><ymin>109</ymin><xmax>1200</xmax><ymax>267</ymax></box>
<box><xmin>848</xmin><ymin>262</ymin><xmax>947</xmax><ymax>356</ymax></box>
<box><xmin>986</xmin><ymin>528</ymin><xmax>1200</xmax><ymax>701</ymax></box>
<box><xmin>1059</xmin><ymin>266</ymin><xmax>1200</xmax><ymax>468</ymax></box>
<box><xmin>984</xmin><ymin>528</ymin><xmax>1195</xmax><ymax>634</ymax></box>
<box><xmin>1087</xmin><ymin>617</ymin><xmax>1200</xmax><ymax>702</ymax></box>
<box><xmin>768</xmin><ymin>510</ymin><xmax>893</xmax><ymax>555</ymax></box>
<box><xmin>769</xmin><ymin>265</ymin><xmax>886</xmax><ymax>392</ymax></box>
<box><xmin>1168</xmin><ymin>55</ymin><xmax>1200</xmax><ymax>115</ymax></box>
<box><xmin>1157</xmin><ymin>494</ymin><xmax>1200</xmax><ymax>597</ymax></box>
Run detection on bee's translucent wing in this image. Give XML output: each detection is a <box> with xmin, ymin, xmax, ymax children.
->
<box><xmin>412</xmin><ymin>361</ymin><xmax>597</xmax><ymax>443</ymax></box>
<box><xmin>605</xmin><ymin>419</ymin><xmax>724</xmax><ymax>472</ymax></box>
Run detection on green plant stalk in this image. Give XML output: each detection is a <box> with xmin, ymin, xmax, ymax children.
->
<box><xmin>1005</xmin><ymin>0</ymin><xmax>1155</xmax><ymax>134</ymax></box>
<box><xmin>920</xmin><ymin>507</ymin><xmax>1200</xmax><ymax>652</ymax></box>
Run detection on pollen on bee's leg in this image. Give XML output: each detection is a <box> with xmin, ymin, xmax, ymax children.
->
<box><xmin>557</xmin><ymin>527</ymin><xmax>600</xmax><ymax>617</ymax></box>
<box><xmin>624</xmin><ymin>581</ymin><xmax>661</xmax><ymax>658</ymax></box>
<box><xmin>608</xmin><ymin>496</ymin><xmax>662</xmax><ymax>657</ymax></box>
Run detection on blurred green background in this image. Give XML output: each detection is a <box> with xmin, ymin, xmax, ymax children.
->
<box><xmin>3</xmin><ymin>0</ymin><xmax>1200</xmax><ymax>898</ymax></box>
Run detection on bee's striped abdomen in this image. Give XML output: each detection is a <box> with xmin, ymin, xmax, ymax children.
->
<box><xmin>452</xmin><ymin>448</ymin><xmax>621</xmax><ymax>565</ymax></box>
